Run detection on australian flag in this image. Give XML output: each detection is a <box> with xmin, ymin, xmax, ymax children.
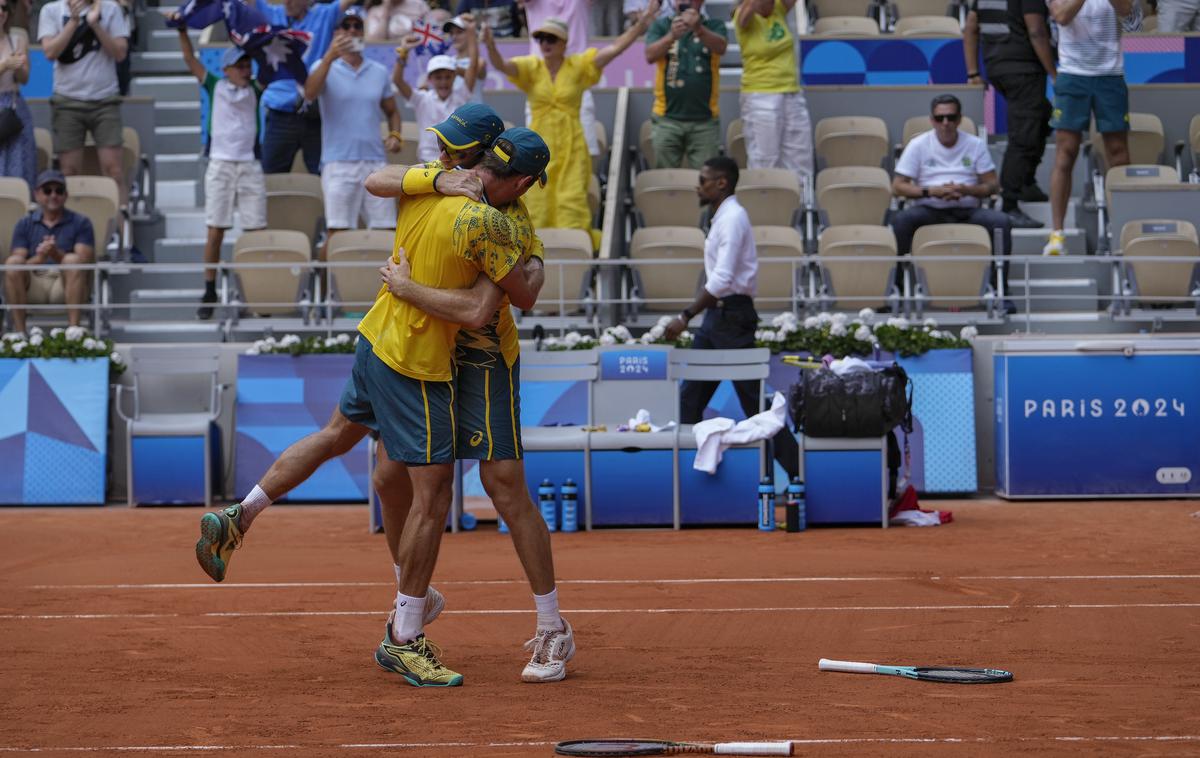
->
<box><xmin>168</xmin><ymin>0</ymin><xmax>311</xmax><ymax>85</ymax></box>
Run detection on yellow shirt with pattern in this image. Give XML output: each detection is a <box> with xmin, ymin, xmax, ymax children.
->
<box><xmin>735</xmin><ymin>0</ymin><xmax>800</xmax><ymax>94</ymax></box>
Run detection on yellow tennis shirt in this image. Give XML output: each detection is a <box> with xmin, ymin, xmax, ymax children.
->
<box><xmin>358</xmin><ymin>194</ymin><xmax>524</xmax><ymax>382</ymax></box>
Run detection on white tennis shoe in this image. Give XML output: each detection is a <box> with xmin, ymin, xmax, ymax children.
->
<box><xmin>521</xmin><ymin>618</ymin><xmax>575</xmax><ymax>683</ymax></box>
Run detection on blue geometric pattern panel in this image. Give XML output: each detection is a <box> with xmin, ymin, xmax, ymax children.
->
<box><xmin>0</xmin><ymin>359</ymin><xmax>109</xmax><ymax>505</ymax></box>
<box><xmin>896</xmin><ymin>349</ymin><xmax>978</xmax><ymax>493</ymax></box>
<box><xmin>235</xmin><ymin>355</ymin><xmax>369</xmax><ymax>502</ymax></box>
<box><xmin>802</xmin><ymin>38</ymin><xmax>968</xmax><ymax>85</ymax></box>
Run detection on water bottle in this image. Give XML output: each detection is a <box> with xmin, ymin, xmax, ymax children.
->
<box><xmin>757</xmin><ymin>476</ymin><xmax>775</xmax><ymax>532</ymax></box>
<box><xmin>498</xmin><ymin>514</ymin><xmax>509</xmax><ymax>533</ymax></box>
<box><xmin>559</xmin><ymin>478</ymin><xmax>579</xmax><ymax>533</ymax></box>
<box><xmin>538</xmin><ymin>478</ymin><xmax>558</xmax><ymax>532</ymax></box>
<box><xmin>460</xmin><ymin>511</ymin><xmax>477</xmax><ymax>531</ymax></box>
<box><xmin>785</xmin><ymin>477</ymin><xmax>806</xmax><ymax>533</ymax></box>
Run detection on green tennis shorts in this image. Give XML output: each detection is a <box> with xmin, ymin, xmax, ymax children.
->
<box><xmin>453</xmin><ymin>348</ymin><xmax>523</xmax><ymax>461</ymax></box>
<box><xmin>1050</xmin><ymin>73</ymin><xmax>1130</xmax><ymax>134</ymax></box>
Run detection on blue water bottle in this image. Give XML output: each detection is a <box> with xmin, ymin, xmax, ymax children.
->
<box><xmin>538</xmin><ymin>478</ymin><xmax>558</xmax><ymax>532</ymax></box>
<box><xmin>559</xmin><ymin>478</ymin><xmax>579</xmax><ymax>533</ymax></box>
<box><xmin>786</xmin><ymin>477</ymin><xmax>806</xmax><ymax>533</ymax></box>
<box><xmin>758</xmin><ymin>476</ymin><xmax>776</xmax><ymax>532</ymax></box>
<box><xmin>460</xmin><ymin>511</ymin><xmax>478</xmax><ymax>531</ymax></box>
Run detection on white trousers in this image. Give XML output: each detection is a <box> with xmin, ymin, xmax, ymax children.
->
<box><xmin>739</xmin><ymin>90</ymin><xmax>814</xmax><ymax>182</ymax></box>
<box><xmin>1159</xmin><ymin>0</ymin><xmax>1200</xmax><ymax>32</ymax></box>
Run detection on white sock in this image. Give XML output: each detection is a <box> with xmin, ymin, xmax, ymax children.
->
<box><xmin>392</xmin><ymin>592</ymin><xmax>426</xmax><ymax>644</ymax></box>
<box><xmin>393</xmin><ymin>564</ymin><xmax>403</xmax><ymax>587</ymax></box>
<box><xmin>533</xmin><ymin>588</ymin><xmax>564</xmax><ymax>632</ymax></box>
<box><xmin>239</xmin><ymin>485</ymin><xmax>272</xmax><ymax>530</ymax></box>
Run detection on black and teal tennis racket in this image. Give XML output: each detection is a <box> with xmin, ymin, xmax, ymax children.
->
<box><xmin>555</xmin><ymin>739</ymin><xmax>794</xmax><ymax>756</ymax></box>
<box><xmin>819</xmin><ymin>658</ymin><xmax>1012</xmax><ymax>683</ymax></box>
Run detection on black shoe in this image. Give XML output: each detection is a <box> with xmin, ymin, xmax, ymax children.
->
<box><xmin>1019</xmin><ymin>185</ymin><xmax>1048</xmax><ymax>203</ymax></box>
<box><xmin>1005</xmin><ymin>208</ymin><xmax>1044</xmax><ymax>229</ymax></box>
<box><xmin>197</xmin><ymin>291</ymin><xmax>218</xmax><ymax>320</ymax></box>
<box><xmin>1003</xmin><ymin>299</ymin><xmax>1017</xmax><ymax>315</ymax></box>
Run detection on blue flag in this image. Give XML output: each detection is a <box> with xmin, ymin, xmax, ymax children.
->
<box><xmin>165</xmin><ymin>0</ymin><xmax>223</xmax><ymax>29</ymax></box>
<box><xmin>168</xmin><ymin>0</ymin><xmax>311</xmax><ymax>86</ymax></box>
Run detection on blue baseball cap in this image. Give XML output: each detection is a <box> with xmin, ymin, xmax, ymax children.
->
<box><xmin>490</xmin><ymin>127</ymin><xmax>551</xmax><ymax>187</ymax></box>
<box><xmin>427</xmin><ymin>102</ymin><xmax>504</xmax><ymax>151</ymax></box>
<box><xmin>221</xmin><ymin>46</ymin><xmax>250</xmax><ymax>69</ymax></box>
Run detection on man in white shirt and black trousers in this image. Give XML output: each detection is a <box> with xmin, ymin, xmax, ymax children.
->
<box><xmin>664</xmin><ymin>156</ymin><xmax>801</xmax><ymax>480</ymax></box>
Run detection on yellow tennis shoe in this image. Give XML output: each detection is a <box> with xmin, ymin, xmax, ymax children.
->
<box><xmin>195</xmin><ymin>504</ymin><xmax>244</xmax><ymax>583</ymax></box>
<box><xmin>375</xmin><ymin>625</ymin><xmax>464</xmax><ymax>687</ymax></box>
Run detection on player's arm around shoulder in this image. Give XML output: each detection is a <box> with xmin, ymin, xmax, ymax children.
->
<box><xmin>458</xmin><ymin>201</ymin><xmax>540</xmax><ymax>310</ymax></box>
<box><xmin>365</xmin><ymin>162</ymin><xmax>482</xmax><ymax>200</ymax></box>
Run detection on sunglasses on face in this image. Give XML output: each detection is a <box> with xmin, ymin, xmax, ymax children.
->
<box><xmin>534</xmin><ymin>35</ymin><xmax>560</xmax><ymax>45</ymax></box>
<box><xmin>41</xmin><ymin>185</ymin><xmax>66</xmax><ymax>196</ymax></box>
<box><xmin>340</xmin><ymin>20</ymin><xmax>363</xmax><ymax>30</ymax></box>
<box><xmin>932</xmin><ymin>113</ymin><xmax>961</xmax><ymax>123</ymax></box>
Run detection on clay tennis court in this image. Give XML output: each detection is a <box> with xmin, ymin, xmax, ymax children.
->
<box><xmin>2</xmin><ymin>499</ymin><xmax>1198</xmax><ymax>756</ymax></box>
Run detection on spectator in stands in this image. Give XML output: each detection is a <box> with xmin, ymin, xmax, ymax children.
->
<box><xmin>304</xmin><ymin>6</ymin><xmax>402</xmax><ymax>261</ymax></box>
<box><xmin>591</xmin><ymin>0</ymin><xmax>623</xmax><ymax>35</ymax></box>
<box><xmin>4</xmin><ymin>169</ymin><xmax>94</xmax><ymax>334</ymax></box>
<box><xmin>1158</xmin><ymin>0</ymin><xmax>1199</xmax><ymax>30</ymax></box>
<box><xmin>964</xmin><ymin>0</ymin><xmax>1055</xmax><ymax>229</ymax></box>
<box><xmin>643</xmin><ymin>0</ymin><xmax>727</xmax><ymax>169</ymax></box>
<box><xmin>394</xmin><ymin>49</ymin><xmax>477</xmax><ymax>163</ymax></box>
<box><xmin>485</xmin><ymin>7</ymin><xmax>657</xmax><ymax>246</ymax></box>
<box><xmin>365</xmin><ymin>0</ymin><xmax>428</xmax><ymax>41</ymax></box>
<box><xmin>891</xmin><ymin>94</ymin><xmax>1013</xmax><ymax>310</ymax></box>
<box><xmin>662</xmin><ymin>156</ymin><xmax>800</xmax><ymax>481</ymax></box>
<box><xmin>443</xmin><ymin>15</ymin><xmax>487</xmax><ymax>101</ymax></box>
<box><xmin>1043</xmin><ymin>0</ymin><xmax>1142</xmax><ymax>256</ymax></box>
<box><xmin>454</xmin><ymin>0</ymin><xmax>521</xmax><ymax>38</ymax></box>
<box><xmin>175</xmin><ymin>28</ymin><xmax>265</xmax><ymax>321</ymax></box>
<box><xmin>249</xmin><ymin>0</ymin><xmax>359</xmax><ymax>175</ymax></box>
<box><xmin>0</xmin><ymin>3</ymin><xmax>35</xmax><ymax>194</ymax></box>
<box><xmin>734</xmin><ymin>0</ymin><xmax>813</xmax><ymax>185</ymax></box>
<box><xmin>38</xmin><ymin>0</ymin><xmax>129</xmax><ymax>206</ymax></box>
<box><xmin>522</xmin><ymin>0</ymin><xmax>600</xmax><ymax>156</ymax></box>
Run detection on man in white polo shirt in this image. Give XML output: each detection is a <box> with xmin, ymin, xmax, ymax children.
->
<box><xmin>303</xmin><ymin>6</ymin><xmax>402</xmax><ymax>261</ymax></box>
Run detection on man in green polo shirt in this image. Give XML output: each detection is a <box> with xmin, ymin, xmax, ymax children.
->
<box><xmin>643</xmin><ymin>0</ymin><xmax>728</xmax><ymax>169</ymax></box>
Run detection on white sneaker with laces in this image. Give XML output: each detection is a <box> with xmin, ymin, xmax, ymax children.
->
<box><xmin>424</xmin><ymin>586</ymin><xmax>445</xmax><ymax>626</ymax></box>
<box><xmin>521</xmin><ymin>618</ymin><xmax>575</xmax><ymax>683</ymax></box>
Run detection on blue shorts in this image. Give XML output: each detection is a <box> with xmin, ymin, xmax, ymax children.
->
<box><xmin>339</xmin><ymin>337</ymin><xmax>456</xmax><ymax>465</ymax></box>
<box><xmin>1050</xmin><ymin>73</ymin><xmax>1130</xmax><ymax>134</ymax></box>
<box><xmin>454</xmin><ymin>347</ymin><xmax>523</xmax><ymax>461</ymax></box>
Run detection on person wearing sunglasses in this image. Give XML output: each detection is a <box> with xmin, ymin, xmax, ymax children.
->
<box><xmin>0</xmin><ymin>2</ymin><xmax>34</xmax><ymax>194</ymax></box>
<box><xmin>4</xmin><ymin>170</ymin><xmax>95</xmax><ymax>334</ymax></box>
<box><xmin>892</xmin><ymin>94</ymin><xmax>1014</xmax><ymax>313</ymax></box>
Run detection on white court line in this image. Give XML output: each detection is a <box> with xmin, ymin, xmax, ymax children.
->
<box><xmin>26</xmin><ymin>574</ymin><xmax>1200</xmax><ymax>590</ymax></box>
<box><xmin>5</xmin><ymin>602</ymin><xmax>1200</xmax><ymax>621</ymax></box>
<box><xmin>1</xmin><ymin>736</ymin><xmax>1198</xmax><ymax>753</ymax></box>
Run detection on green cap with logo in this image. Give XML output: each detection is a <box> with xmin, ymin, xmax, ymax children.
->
<box><xmin>490</xmin><ymin>127</ymin><xmax>551</xmax><ymax>187</ymax></box>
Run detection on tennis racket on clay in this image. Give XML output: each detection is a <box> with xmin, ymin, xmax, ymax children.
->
<box><xmin>819</xmin><ymin>658</ymin><xmax>1013</xmax><ymax>683</ymax></box>
<box><xmin>555</xmin><ymin>739</ymin><xmax>794</xmax><ymax>756</ymax></box>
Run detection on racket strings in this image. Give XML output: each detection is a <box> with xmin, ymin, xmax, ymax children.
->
<box><xmin>919</xmin><ymin>668</ymin><xmax>1010</xmax><ymax>682</ymax></box>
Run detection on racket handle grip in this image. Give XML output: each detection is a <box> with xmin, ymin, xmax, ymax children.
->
<box><xmin>818</xmin><ymin>658</ymin><xmax>876</xmax><ymax>674</ymax></box>
<box><xmin>714</xmin><ymin>742</ymin><xmax>794</xmax><ymax>756</ymax></box>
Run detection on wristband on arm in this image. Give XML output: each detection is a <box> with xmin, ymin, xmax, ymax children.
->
<box><xmin>401</xmin><ymin>167</ymin><xmax>443</xmax><ymax>196</ymax></box>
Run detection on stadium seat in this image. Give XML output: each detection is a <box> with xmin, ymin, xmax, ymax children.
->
<box><xmin>893</xmin><ymin>15</ymin><xmax>961</xmax><ymax>35</ymax></box>
<box><xmin>1090</xmin><ymin>112</ymin><xmax>1165</xmax><ymax>172</ymax></box>
<box><xmin>534</xmin><ymin>228</ymin><xmax>595</xmax><ymax>315</ymax></box>
<box><xmin>1141</xmin><ymin>14</ymin><xmax>1158</xmax><ymax>32</ymax></box>
<box><xmin>325</xmin><ymin>229</ymin><xmax>392</xmax><ymax>317</ymax></box>
<box><xmin>737</xmin><ymin>168</ymin><xmax>802</xmax><ymax>227</ymax></box>
<box><xmin>34</xmin><ymin>127</ymin><xmax>52</xmax><ymax>174</ymax></box>
<box><xmin>910</xmin><ymin>223</ymin><xmax>995</xmax><ymax>312</ymax></box>
<box><xmin>80</xmin><ymin>126</ymin><xmax>142</xmax><ymax>204</ymax></box>
<box><xmin>815</xmin><ymin>225</ymin><xmax>900</xmax><ymax>311</ymax></box>
<box><xmin>633</xmin><ymin>169</ymin><xmax>701</xmax><ymax>227</ymax></box>
<box><xmin>806</xmin><ymin>0</ymin><xmax>866</xmax><ymax>21</ymax></box>
<box><xmin>725</xmin><ymin>119</ymin><xmax>747</xmax><ymax>168</ymax></box>
<box><xmin>891</xmin><ymin>0</ymin><xmax>961</xmax><ymax>18</ymax></box>
<box><xmin>0</xmin><ymin>178</ymin><xmax>30</xmax><ymax>259</ymax></box>
<box><xmin>816</xmin><ymin>166</ymin><xmax>892</xmax><ymax>226</ymax></box>
<box><xmin>627</xmin><ymin>226</ymin><xmax>706</xmax><ymax>312</ymax></box>
<box><xmin>900</xmin><ymin>114</ymin><xmax>976</xmax><ymax>150</ymax></box>
<box><xmin>1188</xmin><ymin>114</ymin><xmax>1200</xmax><ymax>181</ymax></box>
<box><xmin>230</xmin><ymin>230</ymin><xmax>314</xmax><ymax>318</ymax></box>
<box><xmin>815</xmin><ymin>116</ymin><xmax>889</xmax><ymax>169</ymax></box>
<box><xmin>1118</xmin><ymin>219</ymin><xmax>1200</xmax><ymax>309</ymax></box>
<box><xmin>381</xmin><ymin>121</ymin><xmax>422</xmax><ymax>167</ymax></box>
<box><xmin>1103</xmin><ymin>164</ymin><xmax>1180</xmax><ymax>211</ymax></box>
<box><xmin>65</xmin><ymin>175</ymin><xmax>121</xmax><ymax>258</ymax></box>
<box><xmin>753</xmin><ymin>225</ymin><xmax>806</xmax><ymax>311</ymax></box>
<box><xmin>813</xmin><ymin>16</ymin><xmax>881</xmax><ymax>36</ymax></box>
<box><xmin>265</xmin><ymin>172</ymin><xmax>324</xmax><ymax>247</ymax></box>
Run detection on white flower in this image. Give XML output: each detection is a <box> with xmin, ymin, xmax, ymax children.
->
<box><xmin>854</xmin><ymin>325</ymin><xmax>873</xmax><ymax>342</ymax></box>
<box><xmin>82</xmin><ymin>338</ymin><xmax>98</xmax><ymax>350</ymax></box>
<box><xmin>577</xmin><ymin>334</ymin><xmax>595</xmax><ymax>345</ymax></box>
<box><xmin>657</xmin><ymin>315</ymin><xmax>675</xmax><ymax>328</ymax></box>
<box><xmin>564</xmin><ymin>331</ymin><xmax>582</xmax><ymax>347</ymax></box>
<box><xmin>679</xmin><ymin>330</ymin><xmax>693</xmax><ymax>342</ymax></box>
<box><xmin>757</xmin><ymin>328</ymin><xmax>777</xmax><ymax>342</ymax></box>
<box><xmin>771</xmin><ymin>312</ymin><xmax>799</xmax><ymax>330</ymax></box>
<box><xmin>29</xmin><ymin>334</ymin><xmax>43</xmax><ymax>347</ymax></box>
<box><xmin>829</xmin><ymin>322</ymin><xmax>848</xmax><ymax>337</ymax></box>
<box><xmin>624</xmin><ymin>338</ymin><xmax>637</xmax><ymax>345</ymax></box>
<box><xmin>817</xmin><ymin>312</ymin><xmax>833</xmax><ymax>325</ymax></box>
<box><xmin>110</xmin><ymin>351</ymin><xmax>124</xmax><ymax>364</ymax></box>
<box><xmin>50</xmin><ymin>328</ymin><xmax>65</xmax><ymax>338</ymax></box>
<box><xmin>611</xmin><ymin>325</ymin><xmax>632</xmax><ymax>341</ymax></box>
<box><xmin>960</xmin><ymin>325</ymin><xmax>979</xmax><ymax>341</ymax></box>
<box><xmin>336</xmin><ymin>333</ymin><xmax>351</xmax><ymax>344</ymax></box>
<box><xmin>599</xmin><ymin>333</ymin><xmax>616</xmax><ymax>346</ymax></box>
<box><xmin>1</xmin><ymin>332</ymin><xmax>20</xmax><ymax>342</ymax></box>
<box><xmin>831</xmin><ymin>312</ymin><xmax>849</xmax><ymax>326</ymax></box>
<box><xmin>245</xmin><ymin>346</ymin><xmax>260</xmax><ymax>355</ymax></box>
<box><xmin>639</xmin><ymin>332</ymin><xmax>656</xmax><ymax>344</ymax></box>
<box><xmin>252</xmin><ymin>339</ymin><xmax>270</xmax><ymax>353</ymax></box>
<box><xmin>11</xmin><ymin>341</ymin><xmax>26</xmax><ymax>353</ymax></box>
<box><xmin>65</xmin><ymin>326</ymin><xmax>86</xmax><ymax>341</ymax></box>
<box><xmin>543</xmin><ymin>336</ymin><xmax>561</xmax><ymax>348</ymax></box>
<box><xmin>929</xmin><ymin>330</ymin><xmax>944</xmax><ymax>339</ymax></box>
<box><xmin>323</xmin><ymin>337</ymin><xmax>337</xmax><ymax>348</ymax></box>
<box><xmin>648</xmin><ymin>325</ymin><xmax>665</xmax><ymax>340</ymax></box>
<box><xmin>803</xmin><ymin>316</ymin><xmax>820</xmax><ymax>329</ymax></box>
<box><xmin>923</xmin><ymin>317</ymin><xmax>938</xmax><ymax>330</ymax></box>
<box><xmin>28</xmin><ymin>326</ymin><xmax>43</xmax><ymax>337</ymax></box>
<box><xmin>885</xmin><ymin>317</ymin><xmax>910</xmax><ymax>330</ymax></box>
<box><xmin>857</xmin><ymin>307</ymin><xmax>876</xmax><ymax>323</ymax></box>
<box><xmin>280</xmin><ymin>334</ymin><xmax>301</xmax><ymax>347</ymax></box>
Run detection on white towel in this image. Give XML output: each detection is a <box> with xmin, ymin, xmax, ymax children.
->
<box><xmin>692</xmin><ymin>392</ymin><xmax>788</xmax><ymax>474</ymax></box>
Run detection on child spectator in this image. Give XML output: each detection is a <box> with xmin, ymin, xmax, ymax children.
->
<box><xmin>176</xmin><ymin>29</ymin><xmax>266</xmax><ymax>320</ymax></box>
<box><xmin>443</xmin><ymin>14</ymin><xmax>487</xmax><ymax>101</ymax></box>
<box><xmin>394</xmin><ymin>43</ymin><xmax>477</xmax><ymax>163</ymax></box>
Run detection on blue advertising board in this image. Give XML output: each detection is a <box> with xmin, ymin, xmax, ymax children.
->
<box><xmin>995</xmin><ymin>342</ymin><xmax>1200</xmax><ymax>498</ymax></box>
<box><xmin>598</xmin><ymin>349</ymin><xmax>669</xmax><ymax>381</ymax></box>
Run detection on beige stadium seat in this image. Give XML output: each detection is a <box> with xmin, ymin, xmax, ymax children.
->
<box><xmin>1103</xmin><ymin>164</ymin><xmax>1180</xmax><ymax>210</ymax></box>
<box><xmin>65</xmin><ymin>176</ymin><xmax>120</xmax><ymax>257</ymax></box>
<box><xmin>0</xmin><ymin>178</ymin><xmax>31</xmax><ymax>258</ymax></box>
<box><xmin>737</xmin><ymin>168</ymin><xmax>802</xmax><ymax>227</ymax></box>
<box><xmin>1091</xmin><ymin>113</ymin><xmax>1165</xmax><ymax>172</ymax></box>
<box><xmin>815</xmin><ymin>116</ymin><xmax>889</xmax><ymax>168</ymax></box>
<box><xmin>726</xmin><ymin>118</ymin><xmax>747</xmax><ymax>168</ymax></box>
<box><xmin>265</xmin><ymin>172</ymin><xmax>324</xmax><ymax>246</ymax></box>
<box><xmin>381</xmin><ymin>121</ymin><xmax>421</xmax><ymax>167</ymax></box>
<box><xmin>81</xmin><ymin>126</ymin><xmax>140</xmax><ymax>193</ymax></box>
<box><xmin>816</xmin><ymin>166</ymin><xmax>891</xmax><ymax>226</ymax></box>
<box><xmin>816</xmin><ymin>225</ymin><xmax>898</xmax><ymax>310</ymax></box>
<box><xmin>326</xmin><ymin>230</ymin><xmax>392</xmax><ymax>314</ymax></box>
<box><xmin>900</xmin><ymin>114</ymin><xmax>976</xmax><ymax>149</ymax></box>
<box><xmin>753</xmin><ymin>225</ymin><xmax>805</xmax><ymax>309</ymax></box>
<box><xmin>634</xmin><ymin>168</ymin><xmax>701</xmax><ymax>227</ymax></box>
<box><xmin>34</xmin><ymin>127</ymin><xmax>52</xmax><ymax>174</ymax></box>
<box><xmin>1119</xmin><ymin>219</ymin><xmax>1200</xmax><ymax>307</ymax></box>
<box><xmin>892</xmin><ymin>0</ymin><xmax>957</xmax><ymax>17</ymax></box>
<box><xmin>807</xmin><ymin>0</ymin><xmax>855</xmax><ymax>19</ymax></box>
<box><xmin>232</xmin><ymin>230</ymin><xmax>313</xmax><ymax>317</ymax></box>
<box><xmin>894</xmin><ymin>15</ymin><xmax>961</xmax><ymax>36</ymax></box>
<box><xmin>813</xmin><ymin>16</ymin><xmax>881</xmax><ymax>36</ymax></box>
<box><xmin>911</xmin><ymin>223</ymin><xmax>993</xmax><ymax>310</ymax></box>
<box><xmin>535</xmin><ymin>228</ymin><xmax>594</xmax><ymax>315</ymax></box>
<box><xmin>639</xmin><ymin>119</ymin><xmax>656</xmax><ymax>168</ymax></box>
<box><xmin>628</xmin><ymin>226</ymin><xmax>706</xmax><ymax>311</ymax></box>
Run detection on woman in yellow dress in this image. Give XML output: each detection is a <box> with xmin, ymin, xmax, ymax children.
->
<box><xmin>483</xmin><ymin>2</ymin><xmax>660</xmax><ymax>248</ymax></box>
